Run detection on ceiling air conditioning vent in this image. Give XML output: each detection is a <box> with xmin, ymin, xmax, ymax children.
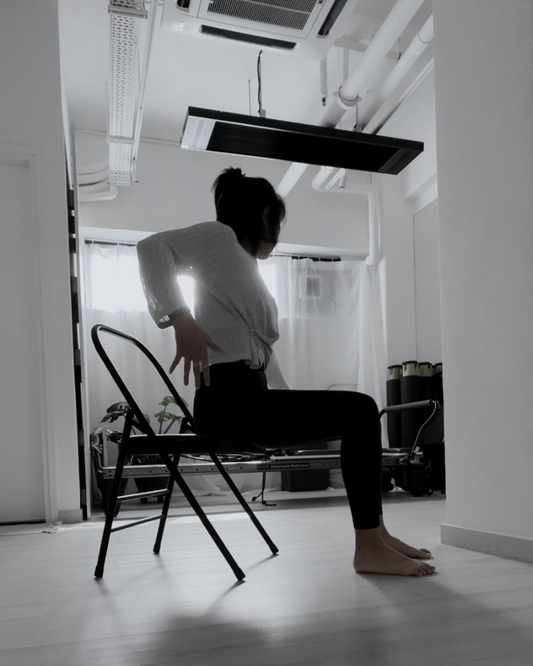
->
<box><xmin>318</xmin><ymin>0</ymin><xmax>349</xmax><ymax>36</ymax></box>
<box><xmin>200</xmin><ymin>25</ymin><xmax>297</xmax><ymax>50</ymax></box>
<box><xmin>206</xmin><ymin>0</ymin><xmax>317</xmax><ymax>31</ymax></box>
<box><xmin>161</xmin><ymin>0</ymin><xmax>359</xmax><ymax>59</ymax></box>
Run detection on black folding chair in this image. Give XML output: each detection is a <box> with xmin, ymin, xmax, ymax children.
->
<box><xmin>91</xmin><ymin>324</ymin><xmax>281</xmax><ymax>582</ymax></box>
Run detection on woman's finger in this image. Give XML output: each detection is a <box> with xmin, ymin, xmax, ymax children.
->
<box><xmin>207</xmin><ymin>338</ymin><xmax>223</xmax><ymax>353</ymax></box>
<box><xmin>169</xmin><ymin>355</ymin><xmax>179</xmax><ymax>374</ymax></box>
<box><xmin>202</xmin><ymin>362</ymin><xmax>211</xmax><ymax>387</ymax></box>
<box><xmin>192</xmin><ymin>361</ymin><xmax>203</xmax><ymax>390</ymax></box>
<box><xmin>183</xmin><ymin>358</ymin><xmax>191</xmax><ymax>386</ymax></box>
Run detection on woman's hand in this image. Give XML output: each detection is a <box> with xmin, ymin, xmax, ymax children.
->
<box><xmin>169</xmin><ymin>311</ymin><xmax>222</xmax><ymax>389</ymax></box>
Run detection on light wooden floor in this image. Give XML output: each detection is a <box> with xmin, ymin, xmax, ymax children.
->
<box><xmin>2</xmin><ymin>493</ymin><xmax>533</xmax><ymax>666</ymax></box>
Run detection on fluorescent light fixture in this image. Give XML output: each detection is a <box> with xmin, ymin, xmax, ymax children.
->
<box><xmin>181</xmin><ymin>107</ymin><xmax>424</xmax><ymax>175</ymax></box>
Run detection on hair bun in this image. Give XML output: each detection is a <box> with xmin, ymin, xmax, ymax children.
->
<box><xmin>224</xmin><ymin>167</ymin><xmax>245</xmax><ymax>181</ymax></box>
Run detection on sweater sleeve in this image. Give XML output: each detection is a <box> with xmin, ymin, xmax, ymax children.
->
<box><xmin>137</xmin><ymin>222</ymin><xmax>225</xmax><ymax>328</ymax></box>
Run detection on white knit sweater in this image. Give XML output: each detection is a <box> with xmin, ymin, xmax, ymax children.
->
<box><xmin>137</xmin><ymin>221</ymin><xmax>289</xmax><ymax>389</ymax></box>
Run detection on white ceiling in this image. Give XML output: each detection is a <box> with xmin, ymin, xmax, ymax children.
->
<box><xmin>58</xmin><ymin>0</ymin><xmax>434</xmax><ymax>147</ymax></box>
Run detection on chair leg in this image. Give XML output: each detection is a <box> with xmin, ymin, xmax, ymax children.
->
<box><xmin>153</xmin><ymin>460</ymin><xmax>177</xmax><ymax>554</ymax></box>
<box><xmin>94</xmin><ymin>449</ymin><xmax>128</xmax><ymax>579</ymax></box>
<box><xmin>161</xmin><ymin>453</ymin><xmax>246</xmax><ymax>581</ymax></box>
<box><xmin>210</xmin><ymin>454</ymin><xmax>279</xmax><ymax>555</ymax></box>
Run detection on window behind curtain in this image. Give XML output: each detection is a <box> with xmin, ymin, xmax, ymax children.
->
<box><xmin>83</xmin><ymin>240</ymin><xmax>385</xmax><ymax>404</ymax></box>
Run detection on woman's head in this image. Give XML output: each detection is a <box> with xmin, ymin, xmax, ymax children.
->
<box><xmin>212</xmin><ymin>167</ymin><xmax>286</xmax><ymax>257</ymax></box>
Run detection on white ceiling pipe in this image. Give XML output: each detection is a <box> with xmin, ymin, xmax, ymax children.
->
<box><xmin>308</xmin><ymin>12</ymin><xmax>432</xmax><ymax>195</ymax></box>
<box><xmin>365</xmin><ymin>188</ymin><xmax>381</xmax><ymax>266</ymax></box>
<box><xmin>365</xmin><ymin>57</ymin><xmax>434</xmax><ymax>135</ymax></box>
<box><xmin>320</xmin><ymin>57</ymin><xmax>328</xmax><ymax>106</ymax></box>
<box><xmin>325</xmin><ymin>168</ymin><xmax>346</xmax><ymax>189</ymax></box>
<box><xmin>312</xmin><ymin>165</ymin><xmax>335</xmax><ymax>189</ymax></box>
<box><xmin>277</xmin><ymin>162</ymin><xmax>309</xmax><ymax>197</ymax></box>
<box><xmin>78</xmin><ymin>171</ymin><xmax>110</xmax><ymax>186</ymax></box>
<box><xmin>378</xmin><ymin>14</ymin><xmax>433</xmax><ymax>102</ymax></box>
<box><xmin>358</xmin><ymin>14</ymin><xmax>434</xmax><ymax>130</ymax></box>
<box><xmin>277</xmin><ymin>0</ymin><xmax>426</xmax><ymax>197</ymax></box>
<box><xmin>78</xmin><ymin>159</ymin><xmax>110</xmax><ymax>176</ymax></box>
<box><xmin>313</xmin><ymin>179</ymin><xmax>373</xmax><ymax>196</ymax></box>
<box><xmin>321</xmin><ymin>0</ymin><xmax>427</xmax><ymax>129</ymax></box>
<box><xmin>78</xmin><ymin>183</ymin><xmax>118</xmax><ymax>202</ymax></box>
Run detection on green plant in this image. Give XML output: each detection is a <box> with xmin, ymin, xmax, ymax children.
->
<box><xmin>91</xmin><ymin>401</ymin><xmax>150</xmax><ymax>468</ymax></box>
<box><xmin>90</xmin><ymin>397</ymin><xmax>187</xmax><ymax>510</ymax></box>
<box><xmin>100</xmin><ymin>401</ymin><xmax>150</xmax><ymax>429</ymax></box>
<box><xmin>154</xmin><ymin>395</ymin><xmax>183</xmax><ymax>434</ymax></box>
<box><xmin>130</xmin><ymin>395</ymin><xmax>182</xmax><ymax>466</ymax></box>
<box><xmin>91</xmin><ymin>398</ymin><xmax>185</xmax><ymax>458</ymax></box>
<box><xmin>130</xmin><ymin>395</ymin><xmax>184</xmax><ymax>465</ymax></box>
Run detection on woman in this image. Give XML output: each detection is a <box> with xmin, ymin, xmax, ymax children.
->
<box><xmin>137</xmin><ymin>167</ymin><xmax>435</xmax><ymax>576</ymax></box>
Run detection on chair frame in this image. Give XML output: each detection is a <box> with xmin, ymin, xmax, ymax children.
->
<box><xmin>91</xmin><ymin>325</ymin><xmax>445</xmax><ymax>579</ymax></box>
<box><xmin>91</xmin><ymin>324</ymin><xmax>279</xmax><ymax>581</ymax></box>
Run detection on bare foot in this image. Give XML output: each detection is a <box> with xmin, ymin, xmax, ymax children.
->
<box><xmin>354</xmin><ymin>526</ymin><xmax>436</xmax><ymax>577</ymax></box>
<box><xmin>354</xmin><ymin>542</ymin><xmax>436</xmax><ymax>577</ymax></box>
<box><xmin>379</xmin><ymin>517</ymin><xmax>433</xmax><ymax>559</ymax></box>
<box><xmin>381</xmin><ymin>533</ymin><xmax>432</xmax><ymax>560</ymax></box>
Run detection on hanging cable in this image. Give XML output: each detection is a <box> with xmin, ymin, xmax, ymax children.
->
<box><xmin>352</xmin><ymin>95</ymin><xmax>361</xmax><ymax>130</ymax></box>
<box><xmin>257</xmin><ymin>50</ymin><xmax>266</xmax><ymax>117</ymax></box>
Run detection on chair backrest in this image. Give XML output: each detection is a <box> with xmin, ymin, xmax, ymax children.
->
<box><xmin>91</xmin><ymin>324</ymin><xmax>197</xmax><ymax>436</ymax></box>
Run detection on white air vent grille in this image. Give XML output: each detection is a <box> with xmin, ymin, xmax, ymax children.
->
<box><xmin>206</xmin><ymin>0</ymin><xmax>317</xmax><ymax>31</ymax></box>
<box><xmin>163</xmin><ymin>0</ymin><xmax>357</xmax><ymax>59</ymax></box>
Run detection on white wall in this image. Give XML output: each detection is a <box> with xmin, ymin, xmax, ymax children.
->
<box><xmin>0</xmin><ymin>1</ymin><xmax>80</xmax><ymax>523</ymax></box>
<box><xmin>380</xmin><ymin>187</ymin><xmax>442</xmax><ymax>369</ymax></box>
<box><xmin>434</xmin><ymin>0</ymin><xmax>533</xmax><ymax>557</ymax></box>
<box><xmin>375</xmin><ymin>63</ymin><xmax>441</xmax><ymax>369</ymax></box>
<box><xmin>76</xmin><ymin>132</ymin><xmax>370</xmax><ymax>254</ymax></box>
<box><xmin>377</xmin><ymin>172</ymin><xmax>417</xmax><ymax>365</ymax></box>
<box><xmin>413</xmin><ymin>199</ymin><xmax>442</xmax><ymax>363</ymax></box>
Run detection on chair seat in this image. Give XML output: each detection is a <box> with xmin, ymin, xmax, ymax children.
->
<box><xmin>127</xmin><ymin>432</ymin><xmax>282</xmax><ymax>456</ymax></box>
<box><xmin>127</xmin><ymin>432</ymin><xmax>333</xmax><ymax>456</ymax></box>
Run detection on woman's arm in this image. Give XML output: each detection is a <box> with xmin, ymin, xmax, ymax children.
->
<box><xmin>137</xmin><ymin>223</ymin><xmax>225</xmax><ymax>329</ymax></box>
<box><xmin>169</xmin><ymin>309</ymin><xmax>222</xmax><ymax>388</ymax></box>
<box><xmin>137</xmin><ymin>223</ymin><xmax>226</xmax><ymax>386</ymax></box>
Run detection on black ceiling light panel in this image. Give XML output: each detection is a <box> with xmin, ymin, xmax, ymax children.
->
<box><xmin>181</xmin><ymin>107</ymin><xmax>423</xmax><ymax>175</ymax></box>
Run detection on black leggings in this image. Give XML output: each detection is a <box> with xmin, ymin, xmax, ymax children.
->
<box><xmin>193</xmin><ymin>363</ymin><xmax>383</xmax><ymax>530</ymax></box>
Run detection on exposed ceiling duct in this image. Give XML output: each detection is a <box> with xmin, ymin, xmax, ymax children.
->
<box><xmin>311</xmin><ymin>12</ymin><xmax>434</xmax><ymax>192</ymax></box>
<box><xmin>358</xmin><ymin>14</ymin><xmax>434</xmax><ymax>132</ymax></box>
<box><xmin>103</xmin><ymin>0</ymin><xmax>430</xmax><ymax>194</ymax></box>
<box><xmin>77</xmin><ymin>159</ymin><xmax>118</xmax><ymax>202</ymax></box>
<box><xmin>277</xmin><ymin>0</ymin><xmax>428</xmax><ymax>196</ymax></box>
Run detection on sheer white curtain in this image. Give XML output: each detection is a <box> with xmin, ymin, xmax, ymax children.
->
<box><xmin>83</xmin><ymin>242</ymin><xmax>387</xmax><ymax>499</ymax></box>
<box><xmin>263</xmin><ymin>255</ymin><xmax>386</xmax><ymax>410</ymax></box>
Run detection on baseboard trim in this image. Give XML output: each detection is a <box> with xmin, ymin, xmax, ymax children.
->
<box><xmin>441</xmin><ymin>524</ymin><xmax>533</xmax><ymax>564</ymax></box>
